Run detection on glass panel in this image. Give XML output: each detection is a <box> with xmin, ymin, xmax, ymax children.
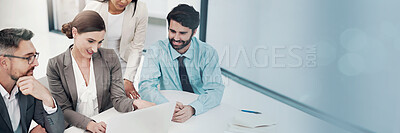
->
<box><xmin>206</xmin><ymin>0</ymin><xmax>400</xmax><ymax>132</ymax></box>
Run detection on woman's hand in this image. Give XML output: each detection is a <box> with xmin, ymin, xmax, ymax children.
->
<box><xmin>86</xmin><ymin>121</ymin><xmax>107</xmax><ymax>133</ymax></box>
<box><xmin>124</xmin><ymin>79</ymin><xmax>140</xmax><ymax>99</ymax></box>
<box><xmin>133</xmin><ymin>99</ymin><xmax>156</xmax><ymax>109</ymax></box>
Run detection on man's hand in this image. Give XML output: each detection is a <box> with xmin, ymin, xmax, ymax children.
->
<box><xmin>124</xmin><ymin>79</ymin><xmax>140</xmax><ymax>99</ymax></box>
<box><xmin>30</xmin><ymin>124</ymin><xmax>46</xmax><ymax>133</ymax></box>
<box><xmin>86</xmin><ymin>121</ymin><xmax>106</xmax><ymax>133</ymax></box>
<box><xmin>17</xmin><ymin>76</ymin><xmax>55</xmax><ymax>108</ymax></box>
<box><xmin>175</xmin><ymin>102</ymin><xmax>184</xmax><ymax>113</ymax></box>
<box><xmin>133</xmin><ymin>99</ymin><xmax>156</xmax><ymax>109</ymax></box>
<box><xmin>172</xmin><ymin>104</ymin><xmax>195</xmax><ymax>123</ymax></box>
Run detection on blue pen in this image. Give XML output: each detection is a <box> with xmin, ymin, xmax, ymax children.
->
<box><xmin>241</xmin><ymin>109</ymin><xmax>262</xmax><ymax>114</ymax></box>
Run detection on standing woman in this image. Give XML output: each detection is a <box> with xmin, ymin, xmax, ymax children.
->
<box><xmin>84</xmin><ymin>0</ymin><xmax>148</xmax><ymax>99</ymax></box>
<box><xmin>47</xmin><ymin>10</ymin><xmax>154</xmax><ymax>133</ymax></box>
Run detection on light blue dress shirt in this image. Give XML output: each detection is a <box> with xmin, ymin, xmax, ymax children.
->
<box><xmin>139</xmin><ymin>37</ymin><xmax>225</xmax><ymax>115</ymax></box>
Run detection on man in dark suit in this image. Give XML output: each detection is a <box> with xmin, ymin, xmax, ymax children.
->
<box><xmin>0</xmin><ymin>28</ymin><xmax>64</xmax><ymax>133</ymax></box>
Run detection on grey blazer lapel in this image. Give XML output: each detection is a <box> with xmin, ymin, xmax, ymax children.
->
<box><xmin>63</xmin><ymin>47</ymin><xmax>78</xmax><ymax>108</ymax></box>
<box><xmin>92</xmin><ymin>52</ymin><xmax>104</xmax><ymax>110</ymax></box>
<box><xmin>0</xmin><ymin>93</ymin><xmax>12</xmax><ymax>131</ymax></box>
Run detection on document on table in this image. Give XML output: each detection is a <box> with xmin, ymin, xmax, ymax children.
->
<box><xmin>106</xmin><ymin>102</ymin><xmax>176</xmax><ymax>133</ymax></box>
<box><xmin>226</xmin><ymin>110</ymin><xmax>277</xmax><ymax>133</ymax></box>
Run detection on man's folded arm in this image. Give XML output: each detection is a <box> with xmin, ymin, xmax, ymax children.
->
<box><xmin>139</xmin><ymin>48</ymin><xmax>169</xmax><ymax>104</ymax></box>
<box><xmin>189</xmin><ymin>49</ymin><xmax>225</xmax><ymax>115</ymax></box>
<box><xmin>34</xmin><ymin>99</ymin><xmax>64</xmax><ymax>133</ymax></box>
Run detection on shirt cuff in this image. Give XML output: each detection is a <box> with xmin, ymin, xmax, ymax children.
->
<box><xmin>189</xmin><ymin>100</ymin><xmax>203</xmax><ymax>116</ymax></box>
<box><xmin>123</xmin><ymin>77</ymin><xmax>134</xmax><ymax>83</ymax></box>
<box><xmin>42</xmin><ymin>98</ymin><xmax>58</xmax><ymax>114</ymax></box>
<box><xmin>123</xmin><ymin>71</ymin><xmax>135</xmax><ymax>82</ymax></box>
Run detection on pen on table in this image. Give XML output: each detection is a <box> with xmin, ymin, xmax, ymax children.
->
<box><xmin>241</xmin><ymin>109</ymin><xmax>262</xmax><ymax>114</ymax></box>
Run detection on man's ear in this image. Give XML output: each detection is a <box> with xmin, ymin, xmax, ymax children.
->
<box><xmin>72</xmin><ymin>27</ymin><xmax>78</xmax><ymax>38</ymax></box>
<box><xmin>0</xmin><ymin>56</ymin><xmax>9</xmax><ymax>68</ymax></box>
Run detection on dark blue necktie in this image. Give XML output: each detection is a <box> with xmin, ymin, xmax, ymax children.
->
<box><xmin>178</xmin><ymin>56</ymin><xmax>194</xmax><ymax>93</ymax></box>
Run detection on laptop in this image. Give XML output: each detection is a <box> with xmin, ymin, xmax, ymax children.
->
<box><xmin>106</xmin><ymin>102</ymin><xmax>176</xmax><ymax>133</ymax></box>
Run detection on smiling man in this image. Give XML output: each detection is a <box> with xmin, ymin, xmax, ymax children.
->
<box><xmin>0</xmin><ymin>28</ymin><xmax>64</xmax><ymax>133</ymax></box>
<box><xmin>139</xmin><ymin>4</ymin><xmax>224</xmax><ymax>123</ymax></box>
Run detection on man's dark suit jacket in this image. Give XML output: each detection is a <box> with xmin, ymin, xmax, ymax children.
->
<box><xmin>0</xmin><ymin>91</ymin><xmax>64</xmax><ymax>133</ymax></box>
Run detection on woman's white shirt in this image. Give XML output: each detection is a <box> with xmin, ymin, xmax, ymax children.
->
<box><xmin>107</xmin><ymin>11</ymin><xmax>127</xmax><ymax>74</ymax></box>
<box><xmin>71</xmin><ymin>52</ymin><xmax>99</xmax><ymax>117</ymax></box>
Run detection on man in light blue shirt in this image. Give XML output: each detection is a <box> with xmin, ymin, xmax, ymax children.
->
<box><xmin>139</xmin><ymin>4</ymin><xmax>224</xmax><ymax>123</ymax></box>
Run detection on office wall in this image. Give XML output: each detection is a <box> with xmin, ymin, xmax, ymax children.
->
<box><xmin>0</xmin><ymin>0</ymin><xmax>49</xmax><ymax>34</ymax></box>
<box><xmin>206</xmin><ymin>0</ymin><xmax>400</xmax><ymax>132</ymax></box>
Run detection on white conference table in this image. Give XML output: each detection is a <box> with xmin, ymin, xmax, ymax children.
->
<box><xmin>64</xmin><ymin>90</ymin><xmax>239</xmax><ymax>133</ymax></box>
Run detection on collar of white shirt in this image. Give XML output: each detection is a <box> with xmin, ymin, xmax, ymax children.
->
<box><xmin>0</xmin><ymin>84</ymin><xmax>19</xmax><ymax>100</ymax></box>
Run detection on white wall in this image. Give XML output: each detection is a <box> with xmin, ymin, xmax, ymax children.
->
<box><xmin>0</xmin><ymin>0</ymin><xmax>73</xmax><ymax>79</ymax></box>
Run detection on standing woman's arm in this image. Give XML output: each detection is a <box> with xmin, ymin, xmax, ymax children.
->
<box><xmin>123</xmin><ymin>2</ymin><xmax>148</xmax><ymax>83</ymax></box>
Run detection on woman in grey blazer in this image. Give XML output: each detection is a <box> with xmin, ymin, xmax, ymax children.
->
<box><xmin>84</xmin><ymin>0</ymin><xmax>148</xmax><ymax>99</ymax></box>
<box><xmin>46</xmin><ymin>10</ymin><xmax>155</xmax><ymax>133</ymax></box>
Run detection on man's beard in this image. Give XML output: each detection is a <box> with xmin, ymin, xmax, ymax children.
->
<box><xmin>169</xmin><ymin>36</ymin><xmax>192</xmax><ymax>51</ymax></box>
<box><xmin>10</xmin><ymin>66</ymin><xmax>34</xmax><ymax>81</ymax></box>
<box><xmin>169</xmin><ymin>30</ymin><xmax>195</xmax><ymax>51</ymax></box>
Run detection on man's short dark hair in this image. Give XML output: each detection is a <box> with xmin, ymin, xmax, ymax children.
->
<box><xmin>0</xmin><ymin>28</ymin><xmax>34</xmax><ymax>55</ymax></box>
<box><xmin>167</xmin><ymin>4</ymin><xmax>200</xmax><ymax>31</ymax></box>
